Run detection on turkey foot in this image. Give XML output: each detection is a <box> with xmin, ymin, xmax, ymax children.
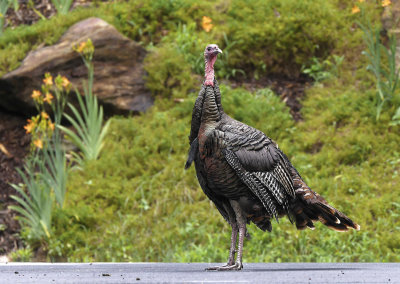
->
<box><xmin>206</xmin><ymin>262</ymin><xmax>242</xmax><ymax>271</ymax></box>
<box><xmin>206</xmin><ymin>220</ymin><xmax>238</xmax><ymax>271</ymax></box>
<box><xmin>205</xmin><ymin>257</ymin><xmax>235</xmax><ymax>271</ymax></box>
<box><xmin>206</xmin><ymin>201</ymin><xmax>246</xmax><ymax>271</ymax></box>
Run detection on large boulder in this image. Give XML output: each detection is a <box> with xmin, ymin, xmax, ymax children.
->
<box><xmin>0</xmin><ymin>17</ymin><xmax>153</xmax><ymax>116</ymax></box>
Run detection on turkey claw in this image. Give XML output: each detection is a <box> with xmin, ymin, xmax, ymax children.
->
<box><xmin>206</xmin><ymin>262</ymin><xmax>243</xmax><ymax>271</ymax></box>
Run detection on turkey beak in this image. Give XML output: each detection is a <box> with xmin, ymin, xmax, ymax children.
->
<box><xmin>213</xmin><ymin>47</ymin><xmax>222</xmax><ymax>55</ymax></box>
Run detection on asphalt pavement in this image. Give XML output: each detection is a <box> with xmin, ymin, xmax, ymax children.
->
<box><xmin>0</xmin><ymin>262</ymin><xmax>399</xmax><ymax>283</ymax></box>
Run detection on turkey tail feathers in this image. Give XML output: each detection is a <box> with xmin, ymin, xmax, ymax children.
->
<box><xmin>317</xmin><ymin>203</ymin><xmax>360</xmax><ymax>232</ymax></box>
<box><xmin>253</xmin><ymin>216</ymin><xmax>272</xmax><ymax>232</ymax></box>
<box><xmin>292</xmin><ymin>177</ymin><xmax>360</xmax><ymax>232</ymax></box>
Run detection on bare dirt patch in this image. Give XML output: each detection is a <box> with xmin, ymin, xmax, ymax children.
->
<box><xmin>5</xmin><ymin>0</ymin><xmax>91</xmax><ymax>28</ymax></box>
<box><xmin>229</xmin><ymin>74</ymin><xmax>312</xmax><ymax>121</ymax></box>
<box><xmin>0</xmin><ymin>110</ymin><xmax>30</xmax><ymax>256</ymax></box>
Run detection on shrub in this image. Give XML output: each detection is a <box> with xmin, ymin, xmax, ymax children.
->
<box><xmin>144</xmin><ymin>43</ymin><xmax>198</xmax><ymax>99</ymax></box>
<box><xmin>225</xmin><ymin>0</ymin><xmax>352</xmax><ymax>77</ymax></box>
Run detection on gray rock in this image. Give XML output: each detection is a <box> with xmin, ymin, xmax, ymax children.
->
<box><xmin>0</xmin><ymin>17</ymin><xmax>153</xmax><ymax>116</ymax></box>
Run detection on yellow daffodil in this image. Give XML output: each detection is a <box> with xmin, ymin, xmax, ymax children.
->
<box><xmin>24</xmin><ymin>119</ymin><xmax>35</xmax><ymax>134</ymax></box>
<box><xmin>382</xmin><ymin>0</ymin><xmax>391</xmax><ymax>7</ymax></box>
<box><xmin>73</xmin><ymin>39</ymin><xmax>94</xmax><ymax>60</ymax></box>
<box><xmin>202</xmin><ymin>16</ymin><xmax>213</xmax><ymax>32</ymax></box>
<box><xmin>33</xmin><ymin>139</ymin><xmax>43</xmax><ymax>149</ymax></box>
<box><xmin>77</xmin><ymin>41</ymin><xmax>87</xmax><ymax>53</ymax></box>
<box><xmin>49</xmin><ymin>122</ymin><xmax>55</xmax><ymax>131</ymax></box>
<box><xmin>43</xmin><ymin>92</ymin><xmax>54</xmax><ymax>104</ymax></box>
<box><xmin>61</xmin><ymin>76</ymin><xmax>71</xmax><ymax>88</ymax></box>
<box><xmin>43</xmin><ymin>74</ymin><xmax>53</xmax><ymax>86</ymax></box>
<box><xmin>31</xmin><ymin>90</ymin><xmax>41</xmax><ymax>100</ymax></box>
<box><xmin>41</xmin><ymin>112</ymin><xmax>49</xmax><ymax>119</ymax></box>
<box><xmin>352</xmin><ymin>5</ymin><xmax>360</xmax><ymax>14</ymax></box>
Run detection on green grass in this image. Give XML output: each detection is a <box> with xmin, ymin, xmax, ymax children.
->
<box><xmin>4</xmin><ymin>0</ymin><xmax>400</xmax><ymax>262</ymax></box>
<box><xmin>49</xmin><ymin>86</ymin><xmax>296</xmax><ymax>262</ymax></box>
<box><xmin>49</xmin><ymin>77</ymin><xmax>400</xmax><ymax>262</ymax></box>
<box><xmin>1</xmin><ymin>0</ymin><xmax>371</xmax><ymax>79</ymax></box>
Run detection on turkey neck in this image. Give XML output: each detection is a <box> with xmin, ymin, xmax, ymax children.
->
<box><xmin>202</xmin><ymin>55</ymin><xmax>223</xmax><ymax>124</ymax></box>
<box><xmin>204</xmin><ymin>55</ymin><xmax>217</xmax><ymax>87</ymax></box>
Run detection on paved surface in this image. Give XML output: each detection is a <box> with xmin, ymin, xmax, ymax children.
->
<box><xmin>0</xmin><ymin>262</ymin><xmax>399</xmax><ymax>283</ymax></box>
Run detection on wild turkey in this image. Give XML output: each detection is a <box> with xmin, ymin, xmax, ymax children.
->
<box><xmin>185</xmin><ymin>44</ymin><xmax>360</xmax><ymax>271</ymax></box>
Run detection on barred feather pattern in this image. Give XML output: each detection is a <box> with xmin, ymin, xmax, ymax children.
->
<box><xmin>251</xmin><ymin>177</ymin><xmax>278</xmax><ymax>221</ymax></box>
<box><xmin>253</xmin><ymin>172</ymin><xmax>285</xmax><ymax>204</ymax></box>
<box><xmin>253</xmin><ymin>172</ymin><xmax>291</xmax><ymax>218</ymax></box>
<box><xmin>223</xmin><ymin>149</ymin><xmax>278</xmax><ymax>220</ymax></box>
<box><xmin>218</xmin><ymin>121</ymin><xmax>295</xmax><ymax>197</ymax></box>
<box><xmin>272</xmin><ymin>161</ymin><xmax>295</xmax><ymax>197</ymax></box>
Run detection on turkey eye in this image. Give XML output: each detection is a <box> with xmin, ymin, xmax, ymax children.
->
<box><xmin>207</xmin><ymin>47</ymin><xmax>211</xmax><ymax>51</ymax></box>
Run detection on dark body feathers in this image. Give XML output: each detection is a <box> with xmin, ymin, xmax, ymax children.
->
<box><xmin>186</xmin><ymin>80</ymin><xmax>359</xmax><ymax>233</ymax></box>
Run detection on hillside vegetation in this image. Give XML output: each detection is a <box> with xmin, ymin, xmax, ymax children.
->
<box><xmin>4</xmin><ymin>0</ymin><xmax>400</xmax><ymax>262</ymax></box>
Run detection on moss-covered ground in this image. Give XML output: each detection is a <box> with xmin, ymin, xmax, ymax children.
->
<box><xmin>4</xmin><ymin>0</ymin><xmax>400</xmax><ymax>262</ymax></box>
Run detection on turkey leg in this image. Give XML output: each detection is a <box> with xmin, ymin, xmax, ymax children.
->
<box><xmin>207</xmin><ymin>200</ymin><xmax>246</xmax><ymax>271</ymax></box>
<box><xmin>206</xmin><ymin>222</ymin><xmax>238</xmax><ymax>270</ymax></box>
<box><xmin>227</xmin><ymin>222</ymin><xmax>238</xmax><ymax>265</ymax></box>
